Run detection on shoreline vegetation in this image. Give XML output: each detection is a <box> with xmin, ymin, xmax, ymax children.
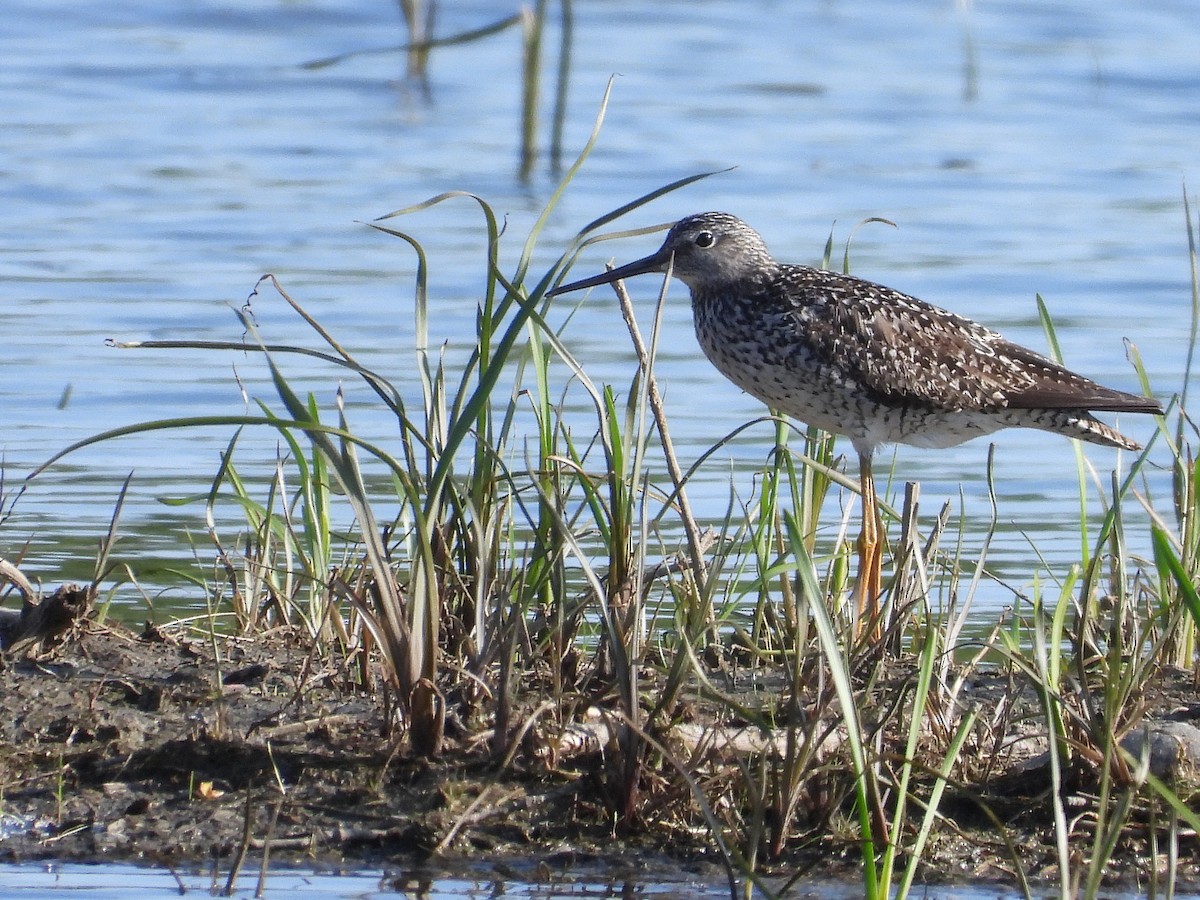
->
<box><xmin>4</xmin><ymin>102</ymin><xmax>1200</xmax><ymax>900</ymax></box>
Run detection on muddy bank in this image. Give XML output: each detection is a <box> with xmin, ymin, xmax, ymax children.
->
<box><xmin>0</xmin><ymin>623</ymin><xmax>701</xmax><ymax>868</ymax></box>
<box><xmin>1</xmin><ymin>620</ymin><xmax>1198</xmax><ymax>891</ymax></box>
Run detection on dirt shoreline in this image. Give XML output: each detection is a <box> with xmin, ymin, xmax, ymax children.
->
<box><xmin>1</xmin><ymin>620</ymin><xmax>1198</xmax><ymax>893</ymax></box>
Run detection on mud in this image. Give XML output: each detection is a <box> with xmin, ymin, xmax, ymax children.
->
<box><xmin>0</xmin><ymin>620</ymin><xmax>1197</xmax><ymax>891</ymax></box>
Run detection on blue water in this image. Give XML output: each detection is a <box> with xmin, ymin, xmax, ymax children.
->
<box><xmin>0</xmin><ymin>861</ymin><xmax>1194</xmax><ymax>900</ymax></box>
<box><xmin>2</xmin><ymin>0</ymin><xmax>1196</xmax><ymax>615</ymax></box>
<box><xmin>0</xmin><ymin>862</ymin><xmax>731</xmax><ymax>899</ymax></box>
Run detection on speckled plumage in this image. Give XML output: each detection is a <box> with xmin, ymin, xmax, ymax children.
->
<box><xmin>553</xmin><ymin>211</ymin><xmax>1161</xmax><ymax>456</ymax></box>
<box><xmin>551</xmin><ymin>210</ymin><xmax>1162</xmax><ymax>634</ymax></box>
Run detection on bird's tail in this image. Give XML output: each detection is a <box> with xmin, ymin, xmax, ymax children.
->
<box><xmin>1037</xmin><ymin>410</ymin><xmax>1143</xmax><ymax>451</ymax></box>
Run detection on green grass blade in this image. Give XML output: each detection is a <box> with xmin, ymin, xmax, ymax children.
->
<box><xmin>1152</xmin><ymin>525</ymin><xmax>1200</xmax><ymax>627</ymax></box>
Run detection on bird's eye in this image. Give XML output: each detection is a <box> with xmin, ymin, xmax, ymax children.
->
<box><xmin>694</xmin><ymin>231</ymin><xmax>716</xmax><ymax>249</ymax></box>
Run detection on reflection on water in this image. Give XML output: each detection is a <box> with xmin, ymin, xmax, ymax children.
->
<box><xmin>0</xmin><ymin>862</ymin><xmax>732</xmax><ymax>900</ymax></box>
<box><xmin>1</xmin><ymin>0</ymin><xmax>1196</xmax><ymax>620</ymax></box>
<box><xmin>1</xmin><ymin>862</ymin><xmax>1193</xmax><ymax>900</ymax></box>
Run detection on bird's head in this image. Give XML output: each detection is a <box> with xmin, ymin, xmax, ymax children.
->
<box><xmin>551</xmin><ymin>212</ymin><xmax>777</xmax><ymax>296</ymax></box>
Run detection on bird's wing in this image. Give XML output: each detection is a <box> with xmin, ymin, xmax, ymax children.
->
<box><xmin>790</xmin><ymin>270</ymin><xmax>1159</xmax><ymax>414</ymax></box>
<box><xmin>979</xmin><ymin>340</ymin><xmax>1160</xmax><ymax>412</ymax></box>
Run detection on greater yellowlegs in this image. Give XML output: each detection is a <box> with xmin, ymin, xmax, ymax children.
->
<box><xmin>551</xmin><ymin>212</ymin><xmax>1162</xmax><ymax>634</ymax></box>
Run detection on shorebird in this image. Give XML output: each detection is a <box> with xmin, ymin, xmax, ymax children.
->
<box><xmin>550</xmin><ymin>212</ymin><xmax>1162</xmax><ymax>635</ymax></box>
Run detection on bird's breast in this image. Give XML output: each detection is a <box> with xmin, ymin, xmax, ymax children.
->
<box><xmin>690</xmin><ymin>290</ymin><xmax>855</xmax><ymax>424</ymax></box>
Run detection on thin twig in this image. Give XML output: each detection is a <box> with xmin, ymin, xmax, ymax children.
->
<box><xmin>222</xmin><ymin>788</ymin><xmax>256</xmax><ymax>896</ymax></box>
<box><xmin>0</xmin><ymin>559</ymin><xmax>36</xmax><ymax>605</ymax></box>
<box><xmin>254</xmin><ymin>800</ymin><xmax>283</xmax><ymax>898</ymax></box>
<box><xmin>608</xmin><ymin>275</ymin><xmax>712</xmax><ymax>605</ymax></box>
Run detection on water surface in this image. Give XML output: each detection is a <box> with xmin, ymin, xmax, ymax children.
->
<box><xmin>2</xmin><ymin>0</ymin><xmax>1197</xmax><ymax>617</ymax></box>
<box><xmin>3</xmin><ymin>862</ymin><xmax>1192</xmax><ymax>899</ymax></box>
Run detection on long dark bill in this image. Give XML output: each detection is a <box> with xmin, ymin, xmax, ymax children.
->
<box><xmin>549</xmin><ymin>247</ymin><xmax>673</xmax><ymax>295</ymax></box>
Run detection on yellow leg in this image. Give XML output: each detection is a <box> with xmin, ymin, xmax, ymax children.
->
<box><xmin>855</xmin><ymin>451</ymin><xmax>883</xmax><ymax>640</ymax></box>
